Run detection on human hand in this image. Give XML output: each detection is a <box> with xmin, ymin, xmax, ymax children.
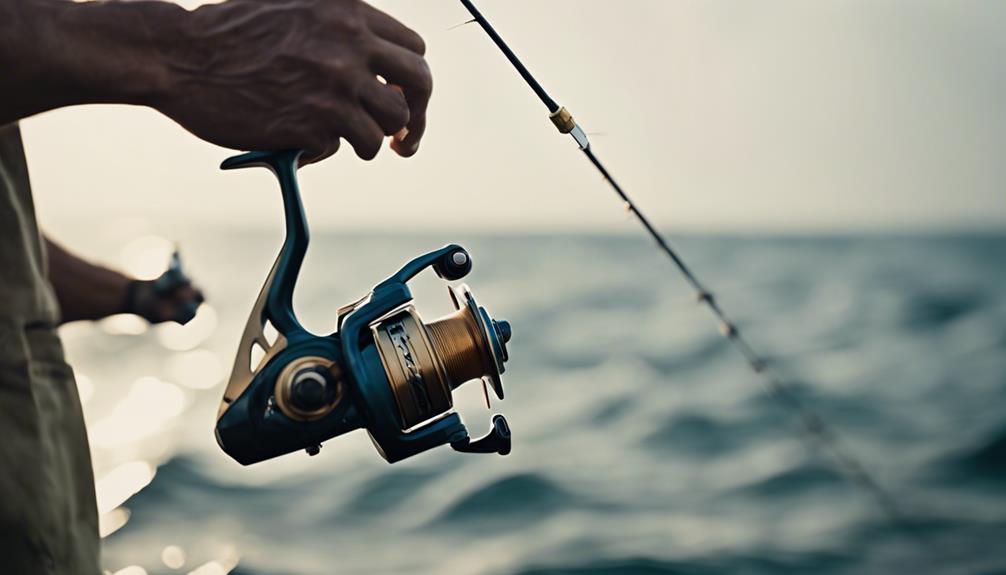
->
<box><xmin>127</xmin><ymin>278</ymin><xmax>204</xmax><ymax>325</ymax></box>
<box><xmin>125</xmin><ymin>252</ymin><xmax>205</xmax><ymax>325</ymax></box>
<box><xmin>152</xmin><ymin>0</ymin><xmax>431</xmax><ymax>162</ymax></box>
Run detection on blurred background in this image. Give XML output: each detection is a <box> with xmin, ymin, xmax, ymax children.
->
<box><xmin>20</xmin><ymin>0</ymin><xmax>1006</xmax><ymax>573</ymax></box>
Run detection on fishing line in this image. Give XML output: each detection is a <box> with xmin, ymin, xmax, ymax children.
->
<box><xmin>446</xmin><ymin>18</ymin><xmax>476</xmax><ymax>31</ymax></box>
<box><xmin>458</xmin><ymin>0</ymin><xmax>926</xmax><ymax>545</ymax></box>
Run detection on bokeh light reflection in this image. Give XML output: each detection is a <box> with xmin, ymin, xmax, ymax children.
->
<box><xmin>161</xmin><ymin>545</ymin><xmax>187</xmax><ymax>570</ymax></box>
<box><xmin>96</xmin><ymin>461</ymin><xmax>155</xmax><ymax>515</ymax></box>
<box><xmin>165</xmin><ymin>349</ymin><xmax>224</xmax><ymax>390</ymax></box>
<box><xmin>120</xmin><ymin>235</ymin><xmax>173</xmax><ymax>281</ymax></box>
<box><xmin>90</xmin><ymin>377</ymin><xmax>187</xmax><ymax>450</ymax></box>
<box><xmin>98</xmin><ymin>507</ymin><xmax>131</xmax><ymax>539</ymax></box>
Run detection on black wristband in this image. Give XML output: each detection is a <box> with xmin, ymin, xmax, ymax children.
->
<box><xmin>123</xmin><ymin>279</ymin><xmax>143</xmax><ymax>316</ymax></box>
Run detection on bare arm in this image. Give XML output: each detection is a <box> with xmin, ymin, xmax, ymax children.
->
<box><xmin>0</xmin><ymin>0</ymin><xmax>431</xmax><ymax>160</ymax></box>
<box><xmin>45</xmin><ymin>237</ymin><xmax>132</xmax><ymax>324</ymax></box>
<box><xmin>0</xmin><ymin>0</ymin><xmax>178</xmax><ymax>126</ymax></box>
<box><xmin>44</xmin><ymin>236</ymin><xmax>203</xmax><ymax>325</ymax></box>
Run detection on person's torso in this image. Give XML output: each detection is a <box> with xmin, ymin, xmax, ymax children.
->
<box><xmin>0</xmin><ymin>122</ymin><xmax>100</xmax><ymax>574</ymax></box>
<box><xmin>0</xmin><ymin>123</ymin><xmax>59</xmax><ymax>325</ymax></box>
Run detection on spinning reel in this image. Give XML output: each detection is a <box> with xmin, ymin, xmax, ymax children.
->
<box><xmin>214</xmin><ymin>150</ymin><xmax>513</xmax><ymax>464</ymax></box>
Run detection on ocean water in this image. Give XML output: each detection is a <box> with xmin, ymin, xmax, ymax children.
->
<box><xmin>61</xmin><ymin>232</ymin><xmax>1006</xmax><ymax>575</ymax></box>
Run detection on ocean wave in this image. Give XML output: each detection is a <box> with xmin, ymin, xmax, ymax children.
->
<box><xmin>509</xmin><ymin>551</ymin><xmax>856</xmax><ymax>575</ymax></box>
<box><xmin>430</xmin><ymin>473</ymin><xmax>581</xmax><ymax>528</ymax></box>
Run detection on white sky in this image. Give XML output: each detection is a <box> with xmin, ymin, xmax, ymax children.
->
<box><xmin>23</xmin><ymin>0</ymin><xmax>1006</xmax><ymax>235</ymax></box>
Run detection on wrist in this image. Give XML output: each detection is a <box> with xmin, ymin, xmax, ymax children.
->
<box><xmin>123</xmin><ymin>279</ymin><xmax>144</xmax><ymax>316</ymax></box>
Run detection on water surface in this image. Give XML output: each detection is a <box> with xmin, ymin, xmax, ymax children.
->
<box><xmin>65</xmin><ymin>233</ymin><xmax>1006</xmax><ymax>574</ymax></box>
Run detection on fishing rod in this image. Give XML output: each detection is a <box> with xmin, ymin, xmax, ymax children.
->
<box><xmin>457</xmin><ymin>0</ymin><xmax>921</xmax><ymax>541</ymax></box>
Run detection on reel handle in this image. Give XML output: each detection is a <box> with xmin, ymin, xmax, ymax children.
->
<box><xmin>452</xmin><ymin>414</ymin><xmax>511</xmax><ymax>456</ymax></box>
<box><xmin>374</xmin><ymin>244</ymin><xmax>472</xmax><ymax>292</ymax></box>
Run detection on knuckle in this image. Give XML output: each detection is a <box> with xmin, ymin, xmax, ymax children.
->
<box><xmin>391</xmin><ymin>101</ymin><xmax>410</xmax><ymax>128</ymax></box>
<box><xmin>414</xmin><ymin>61</ymin><xmax>433</xmax><ymax>98</ymax></box>
<box><xmin>411</xmin><ymin>31</ymin><xmax>427</xmax><ymax>56</ymax></box>
<box><xmin>330</xmin><ymin>56</ymin><xmax>364</xmax><ymax>84</ymax></box>
<box><xmin>328</xmin><ymin>0</ymin><xmax>367</xmax><ymax>35</ymax></box>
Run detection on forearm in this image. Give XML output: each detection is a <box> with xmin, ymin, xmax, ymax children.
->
<box><xmin>44</xmin><ymin>236</ymin><xmax>131</xmax><ymax>324</ymax></box>
<box><xmin>0</xmin><ymin>0</ymin><xmax>183</xmax><ymax>125</ymax></box>
<box><xmin>2</xmin><ymin>0</ymin><xmax>434</xmax><ymax>159</ymax></box>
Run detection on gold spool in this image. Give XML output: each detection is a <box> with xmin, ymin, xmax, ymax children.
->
<box><xmin>425</xmin><ymin>306</ymin><xmax>490</xmax><ymax>389</ymax></box>
<box><xmin>373</xmin><ymin>298</ymin><xmax>497</xmax><ymax>430</ymax></box>
<box><xmin>373</xmin><ymin>309</ymin><xmax>453</xmax><ymax>429</ymax></box>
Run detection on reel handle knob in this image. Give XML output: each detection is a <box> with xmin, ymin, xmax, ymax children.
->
<box><xmin>451</xmin><ymin>414</ymin><xmax>511</xmax><ymax>456</ymax></box>
<box><xmin>433</xmin><ymin>248</ymin><xmax>472</xmax><ymax>281</ymax></box>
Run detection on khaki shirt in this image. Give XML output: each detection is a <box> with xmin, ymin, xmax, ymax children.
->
<box><xmin>0</xmin><ymin>123</ymin><xmax>100</xmax><ymax>573</ymax></box>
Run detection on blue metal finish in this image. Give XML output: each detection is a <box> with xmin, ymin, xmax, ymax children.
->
<box><xmin>220</xmin><ymin>150</ymin><xmax>308</xmax><ymax>336</ymax></box>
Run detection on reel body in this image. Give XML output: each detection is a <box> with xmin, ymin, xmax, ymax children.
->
<box><xmin>215</xmin><ymin>150</ymin><xmax>512</xmax><ymax>465</ymax></box>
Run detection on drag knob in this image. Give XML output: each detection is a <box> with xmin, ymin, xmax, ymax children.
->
<box><xmin>494</xmin><ymin>320</ymin><xmax>511</xmax><ymax>343</ymax></box>
<box><xmin>492</xmin><ymin>319</ymin><xmax>511</xmax><ymax>362</ymax></box>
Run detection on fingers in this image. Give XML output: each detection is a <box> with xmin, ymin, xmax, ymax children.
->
<box><xmin>141</xmin><ymin>283</ymin><xmax>204</xmax><ymax>325</ymax></box>
<box><xmin>283</xmin><ymin>8</ymin><xmax>431</xmax><ymax>163</ymax></box>
<box><xmin>183</xmin><ymin>286</ymin><xmax>205</xmax><ymax>307</ymax></box>
<box><xmin>301</xmin><ymin>139</ymin><xmax>340</xmax><ymax>166</ymax></box>
<box><xmin>360</xmin><ymin>81</ymin><xmax>410</xmax><ymax>136</ymax></box>
<box><xmin>370</xmin><ymin>40</ymin><xmax>432</xmax><ymax>157</ymax></box>
<box><xmin>307</xmin><ymin>97</ymin><xmax>391</xmax><ymax>164</ymax></box>
<box><xmin>390</xmin><ymin>106</ymin><xmax>425</xmax><ymax>158</ymax></box>
<box><xmin>341</xmin><ymin>108</ymin><xmax>385</xmax><ymax>160</ymax></box>
<box><xmin>168</xmin><ymin>285</ymin><xmax>203</xmax><ymax>307</ymax></box>
<box><xmin>362</xmin><ymin>4</ymin><xmax>425</xmax><ymax>55</ymax></box>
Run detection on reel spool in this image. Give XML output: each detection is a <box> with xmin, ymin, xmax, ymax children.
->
<box><xmin>214</xmin><ymin>150</ymin><xmax>512</xmax><ymax>464</ymax></box>
<box><xmin>374</xmin><ymin>285</ymin><xmax>509</xmax><ymax>430</ymax></box>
